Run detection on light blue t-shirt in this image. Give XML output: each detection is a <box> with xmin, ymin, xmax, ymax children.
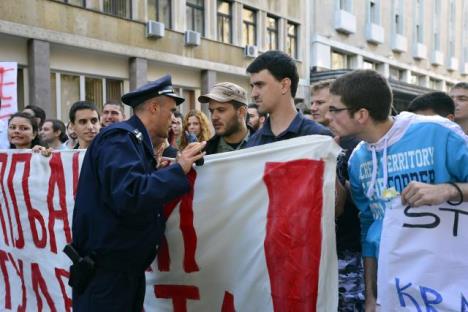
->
<box><xmin>348</xmin><ymin>113</ymin><xmax>468</xmax><ymax>258</ymax></box>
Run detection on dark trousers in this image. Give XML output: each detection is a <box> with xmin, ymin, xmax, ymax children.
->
<box><xmin>72</xmin><ymin>269</ymin><xmax>146</xmax><ymax>312</ymax></box>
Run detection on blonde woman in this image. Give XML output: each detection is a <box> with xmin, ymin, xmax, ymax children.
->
<box><xmin>179</xmin><ymin>110</ymin><xmax>212</xmax><ymax>149</ymax></box>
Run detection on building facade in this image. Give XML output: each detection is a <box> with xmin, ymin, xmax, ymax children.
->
<box><xmin>310</xmin><ymin>0</ymin><xmax>468</xmax><ymax>92</ymax></box>
<box><xmin>0</xmin><ymin>0</ymin><xmax>309</xmax><ymax>121</ymax></box>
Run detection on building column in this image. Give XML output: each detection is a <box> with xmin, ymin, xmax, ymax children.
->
<box><xmin>200</xmin><ymin>70</ymin><xmax>216</xmax><ymax>115</ymax></box>
<box><xmin>129</xmin><ymin>57</ymin><xmax>148</xmax><ymax>91</ymax></box>
<box><xmin>27</xmin><ymin>39</ymin><xmax>52</xmax><ymax>116</ymax></box>
<box><xmin>349</xmin><ymin>54</ymin><xmax>363</xmax><ymax>69</ymax></box>
<box><xmin>310</xmin><ymin>42</ymin><xmax>331</xmax><ymax>70</ymax></box>
<box><xmin>232</xmin><ymin>2</ymin><xmax>242</xmax><ymax>46</ymax></box>
<box><xmin>377</xmin><ymin>63</ymin><xmax>390</xmax><ymax>78</ymax></box>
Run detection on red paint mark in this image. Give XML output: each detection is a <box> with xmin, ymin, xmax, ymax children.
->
<box><xmin>0</xmin><ymin>67</ymin><xmax>15</xmax><ymax>101</ymax></box>
<box><xmin>221</xmin><ymin>291</ymin><xmax>236</xmax><ymax>312</ymax></box>
<box><xmin>7</xmin><ymin>253</ymin><xmax>26</xmax><ymax>312</ymax></box>
<box><xmin>154</xmin><ymin>285</ymin><xmax>200</xmax><ymax>312</ymax></box>
<box><xmin>47</xmin><ymin>153</ymin><xmax>72</xmax><ymax>253</ymax></box>
<box><xmin>0</xmin><ymin>153</ymin><xmax>10</xmax><ymax>246</ymax></box>
<box><xmin>55</xmin><ymin>268</ymin><xmax>72</xmax><ymax>312</ymax></box>
<box><xmin>31</xmin><ymin>263</ymin><xmax>57</xmax><ymax>312</ymax></box>
<box><xmin>72</xmin><ymin>152</ymin><xmax>80</xmax><ymax>200</ymax></box>
<box><xmin>158</xmin><ymin>169</ymin><xmax>199</xmax><ymax>273</ymax></box>
<box><xmin>263</xmin><ymin>159</ymin><xmax>325</xmax><ymax>312</ymax></box>
<box><xmin>0</xmin><ymin>250</ymin><xmax>11</xmax><ymax>309</ymax></box>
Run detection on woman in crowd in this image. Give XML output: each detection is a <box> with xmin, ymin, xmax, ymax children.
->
<box><xmin>179</xmin><ymin>109</ymin><xmax>212</xmax><ymax>149</ymax></box>
<box><xmin>8</xmin><ymin>112</ymin><xmax>42</xmax><ymax>149</ymax></box>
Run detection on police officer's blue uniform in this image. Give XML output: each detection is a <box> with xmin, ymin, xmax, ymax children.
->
<box><xmin>71</xmin><ymin>75</ymin><xmax>188</xmax><ymax>311</ymax></box>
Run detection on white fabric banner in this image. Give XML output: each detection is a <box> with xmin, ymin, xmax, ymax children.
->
<box><xmin>0</xmin><ymin>136</ymin><xmax>340</xmax><ymax>311</ymax></box>
<box><xmin>378</xmin><ymin>199</ymin><xmax>468</xmax><ymax>311</ymax></box>
<box><xmin>0</xmin><ymin>62</ymin><xmax>18</xmax><ymax>149</ymax></box>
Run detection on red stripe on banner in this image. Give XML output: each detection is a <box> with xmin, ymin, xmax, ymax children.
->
<box><xmin>160</xmin><ymin>169</ymin><xmax>199</xmax><ymax>273</ymax></box>
<box><xmin>154</xmin><ymin>285</ymin><xmax>200</xmax><ymax>312</ymax></box>
<box><xmin>0</xmin><ymin>250</ymin><xmax>11</xmax><ymax>309</ymax></box>
<box><xmin>54</xmin><ymin>268</ymin><xmax>72</xmax><ymax>312</ymax></box>
<box><xmin>0</xmin><ymin>153</ymin><xmax>11</xmax><ymax>246</ymax></box>
<box><xmin>221</xmin><ymin>291</ymin><xmax>236</xmax><ymax>312</ymax></box>
<box><xmin>7</xmin><ymin>253</ymin><xmax>26</xmax><ymax>312</ymax></box>
<box><xmin>72</xmin><ymin>152</ymin><xmax>80</xmax><ymax>200</ymax></box>
<box><xmin>47</xmin><ymin>153</ymin><xmax>72</xmax><ymax>253</ymax></box>
<box><xmin>31</xmin><ymin>263</ymin><xmax>57</xmax><ymax>312</ymax></box>
<box><xmin>263</xmin><ymin>159</ymin><xmax>325</xmax><ymax>312</ymax></box>
<box><xmin>9</xmin><ymin>153</ymin><xmax>47</xmax><ymax>248</ymax></box>
<box><xmin>157</xmin><ymin>236</ymin><xmax>170</xmax><ymax>271</ymax></box>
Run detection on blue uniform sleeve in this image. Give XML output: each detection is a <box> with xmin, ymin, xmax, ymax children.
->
<box><xmin>445</xmin><ymin>131</ymin><xmax>468</xmax><ymax>182</ymax></box>
<box><xmin>96</xmin><ymin>132</ymin><xmax>190</xmax><ymax>217</ymax></box>
<box><xmin>348</xmin><ymin>153</ymin><xmax>376</xmax><ymax>258</ymax></box>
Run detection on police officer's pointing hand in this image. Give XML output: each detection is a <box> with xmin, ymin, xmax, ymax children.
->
<box><xmin>177</xmin><ymin>141</ymin><xmax>206</xmax><ymax>173</ymax></box>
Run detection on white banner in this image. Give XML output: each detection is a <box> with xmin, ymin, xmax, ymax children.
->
<box><xmin>0</xmin><ymin>136</ymin><xmax>340</xmax><ymax>311</ymax></box>
<box><xmin>0</xmin><ymin>62</ymin><xmax>18</xmax><ymax>149</ymax></box>
<box><xmin>378</xmin><ymin>199</ymin><xmax>468</xmax><ymax>311</ymax></box>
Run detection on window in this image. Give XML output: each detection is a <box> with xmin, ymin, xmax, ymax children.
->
<box><xmin>106</xmin><ymin>79</ymin><xmax>123</xmax><ymax>102</ymax></box>
<box><xmin>148</xmin><ymin>0</ymin><xmax>171</xmax><ymax>28</ymax></box>
<box><xmin>85</xmin><ymin>77</ymin><xmax>103</xmax><ymax>111</ymax></box>
<box><xmin>369</xmin><ymin>0</ymin><xmax>379</xmax><ymax>24</ymax></box>
<box><xmin>287</xmin><ymin>22</ymin><xmax>298</xmax><ymax>59</ymax></box>
<box><xmin>266</xmin><ymin>15</ymin><xmax>278</xmax><ymax>50</ymax></box>
<box><xmin>339</xmin><ymin>0</ymin><xmax>352</xmax><ymax>12</ymax></box>
<box><xmin>187</xmin><ymin>0</ymin><xmax>204</xmax><ymax>34</ymax></box>
<box><xmin>59</xmin><ymin>74</ymin><xmax>80</xmax><ymax>122</ymax></box>
<box><xmin>389</xmin><ymin>66</ymin><xmax>404</xmax><ymax>81</ymax></box>
<box><xmin>429</xmin><ymin>78</ymin><xmax>442</xmax><ymax>90</ymax></box>
<box><xmin>410</xmin><ymin>73</ymin><xmax>425</xmax><ymax>86</ymax></box>
<box><xmin>103</xmin><ymin>0</ymin><xmax>131</xmax><ymax>18</ymax></box>
<box><xmin>331</xmin><ymin>51</ymin><xmax>349</xmax><ymax>69</ymax></box>
<box><xmin>17</xmin><ymin>68</ymin><xmax>25</xmax><ymax>111</ymax></box>
<box><xmin>217</xmin><ymin>0</ymin><xmax>232</xmax><ymax>43</ymax></box>
<box><xmin>363</xmin><ymin>60</ymin><xmax>376</xmax><ymax>70</ymax></box>
<box><xmin>393</xmin><ymin>0</ymin><xmax>404</xmax><ymax>34</ymax></box>
<box><xmin>448</xmin><ymin>0</ymin><xmax>456</xmax><ymax>57</ymax></box>
<box><xmin>415</xmin><ymin>0</ymin><xmax>424</xmax><ymax>43</ymax></box>
<box><xmin>433</xmin><ymin>0</ymin><xmax>441</xmax><ymax>50</ymax></box>
<box><xmin>242</xmin><ymin>7</ymin><xmax>257</xmax><ymax>46</ymax></box>
<box><xmin>57</xmin><ymin>0</ymin><xmax>85</xmax><ymax>5</ymax></box>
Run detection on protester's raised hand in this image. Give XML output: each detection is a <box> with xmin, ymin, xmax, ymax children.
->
<box><xmin>401</xmin><ymin>181</ymin><xmax>457</xmax><ymax>207</ymax></box>
<box><xmin>32</xmin><ymin>145</ymin><xmax>52</xmax><ymax>157</ymax></box>
<box><xmin>177</xmin><ymin>141</ymin><xmax>206</xmax><ymax>174</ymax></box>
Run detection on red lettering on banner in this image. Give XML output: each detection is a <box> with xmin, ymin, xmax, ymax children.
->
<box><xmin>159</xmin><ymin>169</ymin><xmax>199</xmax><ymax>273</ymax></box>
<box><xmin>31</xmin><ymin>263</ymin><xmax>57</xmax><ymax>312</ymax></box>
<box><xmin>7</xmin><ymin>252</ymin><xmax>26</xmax><ymax>312</ymax></box>
<box><xmin>0</xmin><ymin>153</ymin><xmax>12</xmax><ymax>246</ymax></box>
<box><xmin>47</xmin><ymin>153</ymin><xmax>72</xmax><ymax>253</ymax></box>
<box><xmin>55</xmin><ymin>268</ymin><xmax>72</xmax><ymax>312</ymax></box>
<box><xmin>221</xmin><ymin>291</ymin><xmax>236</xmax><ymax>312</ymax></box>
<box><xmin>0</xmin><ymin>66</ymin><xmax>15</xmax><ymax>101</ymax></box>
<box><xmin>9</xmin><ymin>153</ymin><xmax>47</xmax><ymax>248</ymax></box>
<box><xmin>263</xmin><ymin>159</ymin><xmax>325</xmax><ymax>312</ymax></box>
<box><xmin>154</xmin><ymin>284</ymin><xmax>200</xmax><ymax>312</ymax></box>
<box><xmin>72</xmin><ymin>152</ymin><xmax>80</xmax><ymax>199</ymax></box>
<box><xmin>0</xmin><ymin>250</ymin><xmax>11</xmax><ymax>309</ymax></box>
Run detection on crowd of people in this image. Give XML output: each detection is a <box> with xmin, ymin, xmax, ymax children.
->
<box><xmin>2</xmin><ymin>50</ymin><xmax>467</xmax><ymax>311</ymax></box>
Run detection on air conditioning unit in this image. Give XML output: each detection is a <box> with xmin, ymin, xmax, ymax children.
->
<box><xmin>244</xmin><ymin>45</ymin><xmax>258</xmax><ymax>58</ymax></box>
<box><xmin>184</xmin><ymin>30</ymin><xmax>201</xmax><ymax>47</ymax></box>
<box><xmin>146</xmin><ymin>20</ymin><xmax>165</xmax><ymax>39</ymax></box>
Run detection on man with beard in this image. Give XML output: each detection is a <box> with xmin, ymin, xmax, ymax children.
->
<box><xmin>199</xmin><ymin>82</ymin><xmax>251</xmax><ymax>154</ymax></box>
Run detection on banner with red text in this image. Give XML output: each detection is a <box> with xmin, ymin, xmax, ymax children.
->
<box><xmin>378</xmin><ymin>200</ymin><xmax>468</xmax><ymax>311</ymax></box>
<box><xmin>0</xmin><ymin>135</ymin><xmax>340</xmax><ymax>311</ymax></box>
<box><xmin>0</xmin><ymin>62</ymin><xmax>18</xmax><ymax>149</ymax></box>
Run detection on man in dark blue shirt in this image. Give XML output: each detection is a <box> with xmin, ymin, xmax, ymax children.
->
<box><xmin>71</xmin><ymin>75</ymin><xmax>206</xmax><ymax>312</ymax></box>
<box><xmin>245</xmin><ymin>50</ymin><xmax>331</xmax><ymax>148</ymax></box>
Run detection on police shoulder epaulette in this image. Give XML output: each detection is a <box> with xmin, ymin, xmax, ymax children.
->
<box><xmin>132</xmin><ymin>129</ymin><xmax>143</xmax><ymax>143</ymax></box>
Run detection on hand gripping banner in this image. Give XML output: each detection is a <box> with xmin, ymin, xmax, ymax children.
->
<box><xmin>0</xmin><ymin>135</ymin><xmax>340</xmax><ymax>311</ymax></box>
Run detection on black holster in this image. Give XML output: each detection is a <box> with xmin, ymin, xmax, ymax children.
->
<box><xmin>63</xmin><ymin>244</ymin><xmax>95</xmax><ymax>295</ymax></box>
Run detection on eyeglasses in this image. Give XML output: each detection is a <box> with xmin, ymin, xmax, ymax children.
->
<box><xmin>328</xmin><ymin>107</ymin><xmax>351</xmax><ymax>113</ymax></box>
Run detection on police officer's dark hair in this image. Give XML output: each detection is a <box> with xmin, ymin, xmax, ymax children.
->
<box><xmin>23</xmin><ymin>105</ymin><xmax>46</xmax><ymax>127</ymax></box>
<box><xmin>69</xmin><ymin>101</ymin><xmax>99</xmax><ymax>123</ymax></box>
<box><xmin>246</xmin><ymin>50</ymin><xmax>299</xmax><ymax>97</ymax></box>
<box><xmin>330</xmin><ymin>70</ymin><xmax>392</xmax><ymax>122</ymax></box>
<box><xmin>408</xmin><ymin>92</ymin><xmax>455</xmax><ymax>117</ymax></box>
<box><xmin>44</xmin><ymin>118</ymin><xmax>68</xmax><ymax>143</ymax></box>
<box><xmin>8</xmin><ymin>112</ymin><xmax>42</xmax><ymax>148</ymax></box>
<box><xmin>103</xmin><ymin>100</ymin><xmax>124</xmax><ymax>112</ymax></box>
<box><xmin>248</xmin><ymin>103</ymin><xmax>267</xmax><ymax>118</ymax></box>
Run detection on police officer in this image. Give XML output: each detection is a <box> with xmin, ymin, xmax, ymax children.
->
<box><xmin>70</xmin><ymin>75</ymin><xmax>206</xmax><ymax>311</ymax></box>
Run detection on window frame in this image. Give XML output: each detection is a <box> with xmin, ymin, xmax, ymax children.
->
<box><xmin>266</xmin><ymin>14</ymin><xmax>279</xmax><ymax>50</ymax></box>
<box><xmin>286</xmin><ymin>21</ymin><xmax>298</xmax><ymax>59</ymax></box>
<box><xmin>186</xmin><ymin>0</ymin><xmax>205</xmax><ymax>35</ymax></box>
<box><xmin>217</xmin><ymin>0</ymin><xmax>232</xmax><ymax>44</ymax></box>
<box><xmin>242</xmin><ymin>6</ymin><xmax>257</xmax><ymax>46</ymax></box>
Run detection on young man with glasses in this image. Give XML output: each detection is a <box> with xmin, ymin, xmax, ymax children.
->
<box><xmin>326</xmin><ymin>70</ymin><xmax>468</xmax><ymax>311</ymax></box>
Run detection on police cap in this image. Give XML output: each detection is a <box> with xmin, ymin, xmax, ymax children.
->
<box><xmin>121</xmin><ymin>75</ymin><xmax>185</xmax><ymax>108</ymax></box>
